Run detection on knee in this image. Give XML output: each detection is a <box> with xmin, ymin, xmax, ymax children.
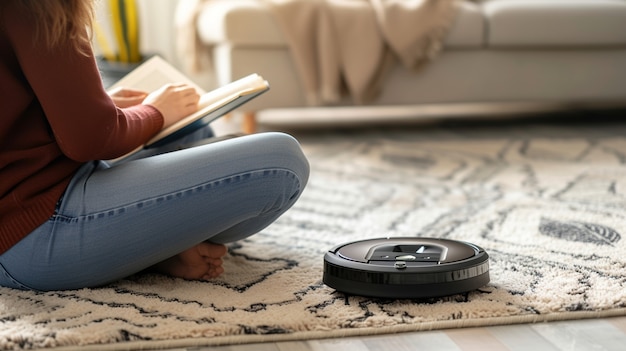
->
<box><xmin>248</xmin><ymin>132</ymin><xmax>310</xmax><ymax>189</ymax></box>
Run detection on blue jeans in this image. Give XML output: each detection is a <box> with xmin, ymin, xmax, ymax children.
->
<box><xmin>0</xmin><ymin>130</ymin><xmax>309</xmax><ymax>291</ymax></box>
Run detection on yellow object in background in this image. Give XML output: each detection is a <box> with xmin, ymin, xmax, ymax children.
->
<box><xmin>108</xmin><ymin>0</ymin><xmax>141</xmax><ymax>63</ymax></box>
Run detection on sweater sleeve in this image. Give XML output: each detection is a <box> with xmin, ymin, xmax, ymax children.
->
<box><xmin>5</xmin><ymin>13</ymin><xmax>164</xmax><ymax>162</ymax></box>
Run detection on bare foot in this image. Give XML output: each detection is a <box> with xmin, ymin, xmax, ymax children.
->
<box><xmin>153</xmin><ymin>242</ymin><xmax>228</xmax><ymax>280</ymax></box>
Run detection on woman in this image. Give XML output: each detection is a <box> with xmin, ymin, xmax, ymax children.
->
<box><xmin>0</xmin><ymin>1</ymin><xmax>309</xmax><ymax>291</ymax></box>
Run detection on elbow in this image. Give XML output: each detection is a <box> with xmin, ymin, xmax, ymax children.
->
<box><xmin>56</xmin><ymin>129</ymin><xmax>129</xmax><ymax>162</ymax></box>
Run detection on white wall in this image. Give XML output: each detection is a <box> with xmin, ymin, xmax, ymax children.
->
<box><xmin>137</xmin><ymin>0</ymin><xmax>181</xmax><ymax>64</ymax></box>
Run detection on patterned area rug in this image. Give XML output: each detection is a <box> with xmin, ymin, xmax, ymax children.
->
<box><xmin>1</xmin><ymin>118</ymin><xmax>626</xmax><ymax>350</ymax></box>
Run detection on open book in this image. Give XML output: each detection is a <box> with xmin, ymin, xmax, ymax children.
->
<box><xmin>107</xmin><ymin>55</ymin><xmax>269</xmax><ymax>160</ymax></box>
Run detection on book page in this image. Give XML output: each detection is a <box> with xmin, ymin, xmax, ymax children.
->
<box><xmin>108</xmin><ymin>56</ymin><xmax>205</xmax><ymax>94</ymax></box>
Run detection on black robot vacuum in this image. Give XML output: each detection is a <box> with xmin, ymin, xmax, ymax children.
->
<box><xmin>323</xmin><ymin>237</ymin><xmax>490</xmax><ymax>299</ymax></box>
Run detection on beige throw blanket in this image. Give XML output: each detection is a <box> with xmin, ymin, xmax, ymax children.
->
<box><xmin>177</xmin><ymin>0</ymin><xmax>461</xmax><ymax>105</ymax></box>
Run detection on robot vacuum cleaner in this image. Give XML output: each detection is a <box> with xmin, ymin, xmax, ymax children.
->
<box><xmin>323</xmin><ymin>237</ymin><xmax>490</xmax><ymax>299</ymax></box>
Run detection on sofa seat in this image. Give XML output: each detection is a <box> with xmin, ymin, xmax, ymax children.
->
<box><xmin>185</xmin><ymin>0</ymin><xmax>626</xmax><ymax>131</ymax></box>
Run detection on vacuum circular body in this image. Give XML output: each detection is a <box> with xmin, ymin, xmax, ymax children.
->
<box><xmin>323</xmin><ymin>237</ymin><xmax>490</xmax><ymax>298</ymax></box>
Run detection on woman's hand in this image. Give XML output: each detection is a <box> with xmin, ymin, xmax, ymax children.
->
<box><xmin>108</xmin><ymin>87</ymin><xmax>149</xmax><ymax>108</ymax></box>
<box><xmin>142</xmin><ymin>83</ymin><xmax>200</xmax><ymax>129</ymax></box>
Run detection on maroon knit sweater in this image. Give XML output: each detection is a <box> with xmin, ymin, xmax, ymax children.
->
<box><xmin>0</xmin><ymin>5</ymin><xmax>164</xmax><ymax>253</ymax></box>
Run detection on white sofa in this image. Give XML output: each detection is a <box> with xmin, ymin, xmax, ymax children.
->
<box><xmin>184</xmin><ymin>0</ymin><xmax>626</xmax><ymax>132</ymax></box>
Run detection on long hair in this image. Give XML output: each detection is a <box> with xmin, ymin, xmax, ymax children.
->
<box><xmin>4</xmin><ymin>0</ymin><xmax>95</xmax><ymax>53</ymax></box>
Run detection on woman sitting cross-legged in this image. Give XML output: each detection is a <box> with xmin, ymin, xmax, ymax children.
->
<box><xmin>0</xmin><ymin>0</ymin><xmax>309</xmax><ymax>291</ymax></box>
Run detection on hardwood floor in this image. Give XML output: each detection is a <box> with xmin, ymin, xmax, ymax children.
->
<box><xmin>175</xmin><ymin>316</ymin><xmax>626</xmax><ymax>351</ymax></box>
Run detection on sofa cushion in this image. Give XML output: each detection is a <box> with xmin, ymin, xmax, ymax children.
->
<box><xmin>484</xmin><ymin>0</ymin><xmax>626</xmax><ymax>47</ymax></box>
<box><xmin>197</xmin><ymin>0</ymin><xmax>286</xmax><ymax>46</ymax></box>
<box><xmin>445</xmin><ymin>1</ymin><xmax>485</xmax><ymax>48</ymax></box>
<box><xmin>196</xmin><ymin>0</ymin><xmax>484</xmax><ymax>48</ymax></box>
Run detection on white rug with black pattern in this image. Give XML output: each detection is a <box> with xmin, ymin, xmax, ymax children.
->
<box><xmin>1</xmin><ymin>119</ymin><xmax>626</xmax><ymax>350</ymax></box>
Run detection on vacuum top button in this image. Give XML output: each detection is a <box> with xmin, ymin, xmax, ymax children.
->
<box><xmin>396</xmin><ymin>255</ymin><xmax>416</xmax><ymax>261</ymax></box>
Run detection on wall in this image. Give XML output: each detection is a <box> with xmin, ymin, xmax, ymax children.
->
<box><xmin>137</xmin><ymin>0</ymin><xmax>181</xmax><ymax>64</ymax></box>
